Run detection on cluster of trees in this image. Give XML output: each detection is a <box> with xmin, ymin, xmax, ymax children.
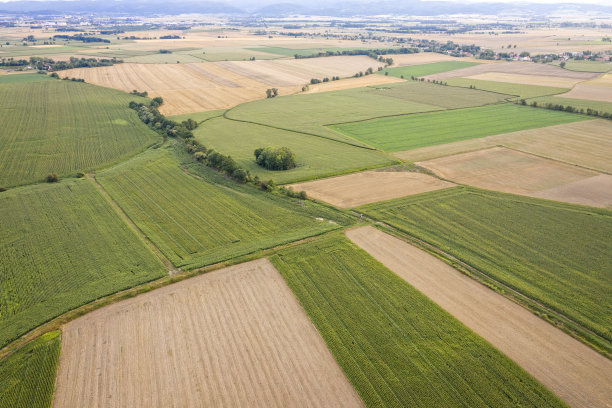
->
<box><xmin>353</xmin><ymin>67</ymin><xmax>375</xmax><ymax>78</ymax></box>
<box><xmin>129</xmin><ymin>97</ymin><xmax>195</xmax><ymax>139</ymax></box>
<box><xmin>0</xmin><ymin>56</ymin><xmax>122</xmax><ymax>71</ymax></box>
<box><xmin>266</xmin><ymin>88</ymin><xmax>278</xmax><ymax>98</ymax></box>
<box><xmin>160</xmin><ymin>35</ymin><xmax>181</xmax><ymax>39</ymax></box>
<box><xmin>131</xmin><ymin>90</ymin><xmax>148</xmax><ymax>97</ymax></box>
<box><xmin>53</xmin><ymin>34</ymin><xmax>110</xmax><ymax>43</ymax></box>
<box><xmin>254</xmin><ymin>147</ymin><xmax>297</xmax><ymax>171</ymax></box>
<box><xmin>521</xmin><ymin>99</ymin><xmax>612</xmax><ymax>119</ymax></box>
<box><xmin>294</xmin><ymin>47</ymin><xmax>419</xmax><ymax>60</ymax></box>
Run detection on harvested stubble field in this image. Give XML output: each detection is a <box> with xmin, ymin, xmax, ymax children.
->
<box><xmin>551</xmin><ymin>60</ymin><xmax>612</xmax><ymax>73</ymax></box>
<box><xmin>0</xmin><ymin>331</ymin><xmax>61</xmax><ymax>408</ymax></box>
<box><xmin>445</xmin><ymin>77</ymin><xmax>569</xmax><ymax>98</ymax></box>
<box><xmin>270</xmin><ymin>235</ymin><xmax>566</xmax><ymax>408</ymax></box>
<box><xmin>289</xmin><ymin>170</ymin><xmax>455</xmax><ymax>208</ymax></box>
<box><xmin>0</xmin><ymin>180</ymin><xmax>166</xmax><ymax>348</ymax></box>
<box><xmin>0</xmin><ymin>77</ymin><xmax>160</xmax><ymax>188</ymax></box>
<box><xmin>559</xmin><ymin>84</ymin><xmax>612</xmax><ymax>103</ymax></box>
<box><xmin>359</xmin><ymin>187</ymin><xmax>612</xmax><ymax>346</ymax></box>
<box><xmin>54</xmin><ymin>259</ymin><xmax>363</xmax><ymax>408</ymax></box>
<box><xmin>377</xmin><ymin>61</ymin><xmax>480</xmax><ymax>78</ymax></box>
<box><xmin>347</xmin><ymin>226</ymin><xmax>612</xmax><ymax>408</ymax></box>
<box><xmin>331</xmin><ymin>104</ymin><xmax>588</xmax><ymax>152</ymax></box>
<box><xmin>417</xmin><ymin>146</ymin><xmax>609</xmax><ymax>207</ymax></box>
<box><xmin>532</xmin><ymin>174</ymin><xmax>612</xmax><ymax>208</ymax></box>
<box><xmin>395</xmin><ymin>119</ymin><xmax>612</xmax><ymax>173</ymax></box>
<box><xmin>194</xmin><ymin>117</ymin><xmax>394</xmax><ymax>184</ymax></box>
<box><xmin>303</xmin><ymin>74</ymin><xmax>404</xmax><ymax>94</ymax></box>
<box><xmin>97</xmin><ymin>147</ymin><xmax>350</xmax><ymax>269</ymax></box>
<box><xmin>463</xmin><ymin>72</ymin><xmax>584</xmax><ymax>88</ymax></box>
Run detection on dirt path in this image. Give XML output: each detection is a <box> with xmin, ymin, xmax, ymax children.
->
<box><xmin>346</xmin><ymin>226</ymin><xmax>612</xmax><ymax>408</ymax></box>
<box><xmin>53</xmin><ymin>258</ymin><xmax>363</xmax><ymax>408</ymax></box>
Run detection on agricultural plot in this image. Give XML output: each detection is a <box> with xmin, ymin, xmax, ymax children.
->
<box><xmin>289</xmin><ymin>170</ymin><xmax>454</xmax><ymax>208</ymax></box>
<box><xmin>532</xmin><ymin>174</ymin><xmax>612</xmax><ymax>208</ymax></box>
<box><xmin>303</xmin><ymin>74</ymin><xmax>405</xmax><ymax>94</ymax></box>
<box><xmin>0</xmin><ymin>79</ymin><xmax>159</xmax><ymax>188</ymax></box>
<box><xmin>53</xmin><ymin>259</ymin><xmax>363</xmax><ymax>408</ymax></box>
<box><xmin>186</xmin><ymin>46</ymin><xmax>282</xmax><ymax>61</ymax></box>
<box><xmin>377</xmin><ymin>61</ymin><xmax>480</xmax><ymax>78</ymax></box>
<box><xmin>124</xmin><ymin>52</ymin><xmax>206</xmax><ymax>64</ymax></box>
<box><xmin>531</xmin><ymin>95</ymin><xmax>612</xmax><ymax>116</ymax></box>
<box><xmin>0</xmin><ymin>73</ymin><xmax>52</xmax><ymax>84</ymax></box>
<box><xmin>445</xmin><ymin>77</ymin><xmax>569</xmax><ymax>98</ymax></box>
<box><xmin>96</xmin><ymin>147</ymin><xmax>350</xmax><ymax>269</ymax></box>
<box><xmin>271</xmin><ymin>235</ymin><xmax>565</xmax><ymax>408</ymax></box>
<box><xmin>0</xmin><ymin>331</ymin><xmax>60</xmax><ymax>408</ymax></box>
<box><xmin>389</xmin><ymin>52</ymin><xmax>487</xmax><ymax>66</ymax></box>
<box><xmin>0</xmin><ymin>180</ymin><xmax>166</xmax><ymax>348</ymax></box>
<box><xmin>552</xmin><ymin>60</ymin><xmax>612</xmax><ymax>73</ymax></box>
<box><xmin>348</xmin><ymin>226</ymin><xmax>612</xmax><ymax>408</ymax></box>
<box><xmin>462</xmin><ymin>72</ymin><xmax>584</xmax><ymax>88</ymax></box>
<box><xmin>194</xmin><ymin>117</ymin><xmax>394</xmax><ymax>184</ymax></box>
<box><xmin>359</xmin><ymin>187</ymin><xmax>612</xmax><ymax>343</ymax></box>
<box><xmin>331</xmin><ymin>104</ymin><xmax>588</xmax><ymax>152</ymax></box>
<box><xmin>559</xmin><ymin>84</ymin><xmax>612</xmax><ymax>103</ymax></box>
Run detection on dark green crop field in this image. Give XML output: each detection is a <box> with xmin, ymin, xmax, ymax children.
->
<box><xmin>97</xmin><ymin>146</ymin><xmax>351</xmax><ymax>269</ymax></box>
<box><xmin>0</xmin><ymin>331</ymin><xmax>60</xmax><ymax>408</ymax></box>
<box><xmin>0</xmin><ymin>180</ymin><xmax>166</xmax><ymax>347</ymax></box>
<box><xmin>331</xmin><ymin>103</ymin><xmax>589</xmax><ymax>152</ymax></box>
<box><xmin>271</xmin><ymin>235</ymin><xmax>566</xmax><ymax>408</ymax></box>
<box><xmin>0</xmin><ymin>79</ymin><xmax>160</xmax><ymax>188</ymax></box>
<box><xmin>359</xmin><ymin>187</ymin><xmax>612</xmax><ymax>343</ymax></box>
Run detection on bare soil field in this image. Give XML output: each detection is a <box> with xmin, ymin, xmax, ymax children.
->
<box><xmin>417</xmin><ymin>147</ymin><xmax>610</xmax><ymax>206</ymax></box>
<box><xmin>396</xmin><ymin>120</ymin><xmax>612</xmax><ymax>174</ymax></box>
<box><xmin>347</xmin><ymin>226</ymin><xmax>612</xmax><ymax>408</ymax></box>
<box><xmin>426</xmin><ymin>61</ymin><xmax>600</xmax><ymax>81</ymax></box>
<box><xmin>53</xmin><ymin>259</ymin><xmax>363</xmax><ymax>408</ymax></box>
<box><xmin>304</xmin><ymin>74</ymin><xmax>405</xmax><ymax>93</ymax></box>
<box><xmin>290</xmin><ymin>170</ymin><xmax>454</xmax><ymax>208</ymax></box>
<box><xmin>532</xmin><ymin>174</ymin><xmax>612</xmax><ymax>208</ymax></box>
<box><xmin>464</xmin><ymin>72</ymin><xmax>584</xmax><ymax>88</ymax></box>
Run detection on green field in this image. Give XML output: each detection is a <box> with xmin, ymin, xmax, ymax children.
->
<box><xmin>531</xmin><ymin>95</ymin><xmax>612</xmax><ymax>116</ymax></box>
<box><xmin>271</xmin><ymin>235</ymin><xmax>565</xmax><ymax>408</ymax></box>
<box><xmin>124</xmin><ymin>53</ymin><xmax>204</xmax><ymax>63</ymax></box>
<box><xmin>185</xmin><ymin>47</ymin><xmax>282</xmax><ymax>61</ymax></box>
<box><xmin>0</xmin><ymin>79</ymin><xmax>160</xmax><ymax>188</ymax></box>
<box><xmin>378</xmin><ymin>61</ymin><xmax>480</xmax><ymax>78</ymax></box>
<box><xmin>551</xmin><ymin>60</ymin><xmax>612</xmax><ymax>73</ymax></box>
<box><xmin>0</xmin><ymin>331</ymin><xmax>60</xmax><ymax>408</ymax></box>
<box><xmin>445</xmin><ymin>77</ymin><xmax>569</xmax><ymax>98</ymax></box>
<box><xmin>227</xmin><ymin>81</ymin><xmax>509</xmax><ymax>144</ymax></box>
<box><xmin>0</xmin><ymin>73</ymin><xmax>53</xmax><ymax>84</ymax></box>
<box><xmin>167</xmin><ymin>109</ymin><xmax>224</xmax><ymax>124</ymax></box>
<box><xmin>97</xmin><ymin>146</ymin><xmax>351</xmax><ymax>269</ymax></box>
<box><xmin>0</xmin><ymin>180</ymin><xmax>165</xmax><ymax>347</ymax></box>
<box><xmin>331</xmin><ymin>103</ymin><xmax>589</xmax><ymax>152</ymax></box>
<box><xmin>359</xmin><ymin>187</ymin><xmax>612</xmax><ymax>343</ymax></box>
<box><xmin>194</xmin><ymin>117</ymin><xmax>395</xmax><ymax>184</ymax></box>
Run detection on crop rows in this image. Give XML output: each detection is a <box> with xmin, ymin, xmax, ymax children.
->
<box><xmin>271</xmin><ymin>235</ymin><xmax>565</xmax><ymax>407</ymax></box>
<box><xmin>359</xmin><ymin>186</ymin><xmax>612</xmax><ymax>343</ymax></box>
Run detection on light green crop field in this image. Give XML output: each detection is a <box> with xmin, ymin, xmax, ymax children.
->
<box><xmin>226</xmin><ymin>81</ymin><xmax>507</xmax><ymax>143</ymax></box>
<box><xmin>550</xmin><ymin>60</ymin><xmax>612</xmax><ymax>73</ymax></box>
<box><xmin>445</xmin><ymin>77</ymin><xmax>569</xmax><ymax>98</ymax></box>
<box><xmin>124</xmin><ymin>53</ymin><xmax>204</xmax><ymax>63</ymax></box>
<box><xmin>97</xmin><ymin>146</ymin><xmax>351</xmax><ymax>269</ymax></box>
<box><xmin>0</xmin><ymin>331</ymin><xmax>60</xmax><ymax>408</ymax></box>
<box><xmin>0</xmin><ymin>79</ymin><xmax>160</xmax><ymax>188</ymax></box>
<box><xmin>0</xmin><ymin>180</ymin><xmax>166</xmax><ymax>347</ymax></box>
<box><xmin>359</xmin><ymin>187</ymin><xmax>612</xmax><ymax>344</ymax></box>
<box><xmin>185</xmin><ymin>47</ymin><xmax>282</xmax><ymax>61</ymax></box>
<box><xmin>331</xmin><ymin>103</ymin><xmax>589</xmax><ymax>152</ymax></box>
<box><xmin>531</xmin><ymin>95</ymin><xmax>612</xmax><ymax>116</ymax></box>
<box><xmin>378</xmin><ymin>61</ymin><xmax>480</xmax><ymax>78</ymax></box>
<box><xmin>167</xmin><ymin>109</ymin><xmax>224</xmax><ymax>124</ymax></box>
<box><xmin>0</xmin><ymin>73</ymin><xmax>53</xmax><ymax>84</ymax></box>
<box><xmin>271</xmin><ymin>235</ymin><xmax>566</xmax><ymax>408</ymax></box>
<box><xmin>194</xmin><ymin>117</ymin><xmax>395</xmax><ymax>184</ymax></box>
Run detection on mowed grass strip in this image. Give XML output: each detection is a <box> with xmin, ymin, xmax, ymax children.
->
<box><xmin>378</xmin><ymin>61</ymin><xmax>480</xmax><ymax>78</ymax></box>
<box><xmin>195</xmin><ymin>117</ymin><xmax>395</xmax><ymax>184</ymax></box>
<box><xmin>0</xmin><ymin>331</ymin><xmax>60</xmax><ymax>408</ymax></box>
<box><xmin>0</xmin><ymin>79</ymin><xmax>160</xmax><ymax>188</ymax></box>
<box><xmin>331</xmin><ymin>104</ymin><xmax>589</xmax><ymax>152</ymax></box>
<box><xmin>359</xmin><ymin>187</ymin><xmax>612</xmax><ymax>343</ymax></box>
<box><xmin>271</xmin><ymin>235</ymin><xmax>566</xmax><ymax>408</ymax></box>
<box><xmin>97</xmin><ymin>147</ymin><xmax>350</xmax><ymax>269</ymax></box>
<box><xmin>0</xmin><ymin>180</ymin><xmax>166</xmax><ymax>348</ymax></box>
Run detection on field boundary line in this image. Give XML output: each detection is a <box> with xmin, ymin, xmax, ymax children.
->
<box><xmin>85</xmin><ymin>174</ymin><xmax>179</xmax><ymax>274</ymax></box>
<box><xmin>501</xmin><ymin>145</ymin><xmax>612</xmax><ymax>175</ymax></box>
<box><xmin>350</xmin><ymin>212</ymin><xmax>612</xmax><ymax>358</ymax></box>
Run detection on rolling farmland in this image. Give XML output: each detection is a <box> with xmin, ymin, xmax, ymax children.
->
<box><xmin>445</xmin><ymin>77</ymin><xmax>569</xmax><ymax>98</ymax></box>
<box><xmin>271</xmin><ymin>235</ymin><xmax>566</xmax><ymax>408</ymax></box>
<box><xmin>96</xmin><ymin>147</ymin><xmax>349</xmax><ymax>269</ymax></box>
<box><xmin>331</xmin><ymin>104</ymin><xmax>588</xmax><ymax>152</ymax></box>
<box><xmin>377</xmin><ymin>61</ymin><xmax>480</xmax><ymax>78</ymax></box>
<box><xmin>0</xmin><ymin>331</ymin><xmax>60</xmax><ymax>408</ymax></box>
<box><xmin>0</xmin><ymin>78</ymin><xmax>160</xmax><ymax>188</ymax></box>
<box><xmin>0</xmin><ymin>180</ymin><xmax>166</xmax><ymax>347</ymax></box>
<box><xmin>359</xmin><ymin>187</ymin><xmax>612</xmax><ymax>345</ymax></box>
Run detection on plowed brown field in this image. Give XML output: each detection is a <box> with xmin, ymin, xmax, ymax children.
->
<box><xmin>53</xmin><ymin>259</ymin><xmax>363</xmax><ymax>408</ymax></box>
<box><xmin>347</xmin><ymin>226</ymin><xmax>612</xmax><ymax>408</ymax></box>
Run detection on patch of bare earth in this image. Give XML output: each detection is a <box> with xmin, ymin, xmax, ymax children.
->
<box><xmin>53</xmin><ymin>259</ymin><xmax>363</xmax><ymax>408</ymax></box>
<box><xmin>290</xmin><ymin>171</ymin><xmax>454</xmax><ymax>208</ymax></box>
<box><xmin>346</xmin><ymin>226</ymin><xmax>612</xmax><ymax>408</ymax></box>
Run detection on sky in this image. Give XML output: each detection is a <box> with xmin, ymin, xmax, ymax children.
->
<box><xmin>0</xmin><ymin>0</ymin><xmax>610</xmax><ymax>4</ymax></box>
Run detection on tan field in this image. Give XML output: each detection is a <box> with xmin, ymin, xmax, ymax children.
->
<box><xmin>425</xmin><ymin>61</ymin><xmax>600</xmax><ymax>81</ymax></box>
<box><xmin>53</xmin><ymin>259</ymin><xmax>363</xmax><ymax>408</ymax></box>
<box><xmin>417</xmin><ymin>147</ymin><xmax>611</xmax><ymax>207</ymax></box>
<box><xmin>464</xmin><ymin>72</ymin><xmax>584</xmax><ymax>88</ymax></box>
<box><xmin>558</xmin><ymin>74</ymin><xmax>612</xmax><ymax>102</ymax></box>
<box><xmin>532</xmin><ymin>174</ymin><xmax>612</xmax><ymax>208</ymax></box>
<box><xmin>304</xmin><ymin>74</ymin><xmax>405</xmax><ymax>94</ymax></box>
<box><xmin>390</xmin><ymin>52</ymin><xmax>495</xmax><ymax>66</ymax></box>
<box><xmin>347</xmin><ymin>226</ymin><xmax>612</xmax><ymax>408</ymax></box>
<box><xmin>395</xmin><ymin>120</ymin><xmax>612</xmax><ymax>173</ymax></box>
<box><xmin>289</xmin><ymin>170</ymin><xmax>455</xmax><ymax>208</ymax></box>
